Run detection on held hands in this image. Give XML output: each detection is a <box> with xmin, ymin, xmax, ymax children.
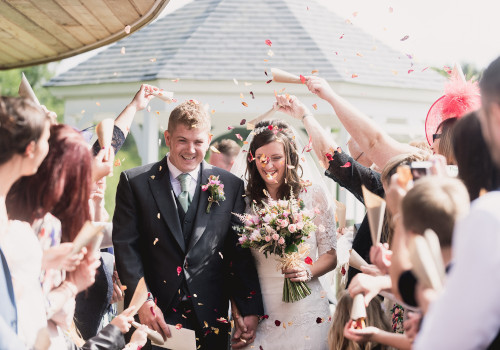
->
<box><xmin>138</xmin><ymin>300</ymin><xmax>171</xmax><ymax>341</ymax></box>
<box><xmin>231</xmin><ymin>315</ymin><xmax>258</xmax><ymax>349</ymax></box>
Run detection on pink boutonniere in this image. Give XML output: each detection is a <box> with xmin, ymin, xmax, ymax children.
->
<box><xmin>201</xmin><ymin>175</ymin><xmax>225</xmax><ymax>213</ymax></box>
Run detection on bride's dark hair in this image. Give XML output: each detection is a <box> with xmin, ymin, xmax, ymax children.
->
<box><xmin>246</xmin><ymin>120</ymin><xmax>304</xmax><ymax>204</ymax></box>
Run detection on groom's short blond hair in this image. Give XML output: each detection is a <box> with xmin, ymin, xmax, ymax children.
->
<box><xmin>168</xmin><ymin>100</ymin><xmax>211</xmax><ymax>132</ymax></box>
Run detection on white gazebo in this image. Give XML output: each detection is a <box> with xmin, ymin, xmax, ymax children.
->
<box><xmin>47</xmin><ymin>0</ymin><xmax>444</xmax><ymax>221</ymax></box>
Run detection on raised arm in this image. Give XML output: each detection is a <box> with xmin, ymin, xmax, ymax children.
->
<box><xmin>113</xmin><ymin>84</ymin><xmax>154</xmax><ymax>138</ymax></box>
<box><xmin>305</xmin><ymin>76</ymin><xmax>418</xmax><ymax>169</ymax></box>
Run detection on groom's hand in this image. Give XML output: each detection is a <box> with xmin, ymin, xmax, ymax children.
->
<box><xmin>231</xmin><ymin>315</ymin><xmax>258</xmax><ymax>349</ymax></box>
<box><xmin>138</xmin><ymin>300</ymin><xmax>171</xmax><ymax>341</ymax></box>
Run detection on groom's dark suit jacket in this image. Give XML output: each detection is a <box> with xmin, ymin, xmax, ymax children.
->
<box><xmin>113</xmin><ymin>157</ymin><xmax>263</xmax><ymax>332</ymax></box>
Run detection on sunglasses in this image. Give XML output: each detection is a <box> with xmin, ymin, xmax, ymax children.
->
<box><xmin>432</xmin><ymin>133</ymin><xmax>441</xmax><ymax>142</ymax></box>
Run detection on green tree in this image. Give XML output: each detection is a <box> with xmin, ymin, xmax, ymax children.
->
<box><xmin>0</xmin><ymin>64</ymin><xmax>64</xmax><ymax>121</ymax></box>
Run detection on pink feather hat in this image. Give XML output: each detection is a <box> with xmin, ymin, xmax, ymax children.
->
<box><xmin>424</xmin><ymin>65</ymin><xmax>481</xmax><ymax>145</ymax></box>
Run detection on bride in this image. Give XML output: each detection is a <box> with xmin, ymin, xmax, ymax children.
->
<box><xmin>231</xmin><ymin>113</ymin><xmax>337</xmax><ymax>349</ymax></box>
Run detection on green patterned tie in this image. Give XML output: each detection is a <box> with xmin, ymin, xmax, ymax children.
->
<box><xmin>177</xmin><ymin>173</ymin><xmax>191</xmax><ymax>212</ymax></box>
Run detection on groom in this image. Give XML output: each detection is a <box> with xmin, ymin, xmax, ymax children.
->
<box><xmin>113</xmin><ymin>100</ymin><xmax>263</xmax><ymax>349</ymax></box>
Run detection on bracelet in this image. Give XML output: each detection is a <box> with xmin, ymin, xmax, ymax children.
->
<box><xmin>305</xmin><ymin>267</ymin><xmax>313</xmax><ymax>281</ymax></box>
<box><xmin>146</xmin><ymin>292</ymin><xmax>154</xmax><ymax>302</ymax></box>
<box><xmin>301</xmin><ymin>114</ymin><xmax>312</xmax><ymax>122</ymax></box>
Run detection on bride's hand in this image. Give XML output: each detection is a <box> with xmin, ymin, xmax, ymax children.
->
<box><xmin>283</xmin><ymin>267</ymin><xmax>310</xmax><ymax>282</ymax></box>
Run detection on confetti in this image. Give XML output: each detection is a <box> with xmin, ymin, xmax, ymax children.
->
<box><xmin>300</xmin><ymin>75</ymin><xmax>306</xmax><ymax>84</ymax></box>
<box><xmin>352</xmin><ymin>11</ymin><xmax>358</xmax><ymax>17</ymax></box>
<box><xmin>177</xmin><ymin>266</ymin><xmax>182</xmax><ymax>276</ymax></box>
<box><xmin>247</xmin><ymin>152</ymin><xmax>255</xmax><ymax>162</ymax></box>
<box><xmin>124</xmin><ymin>25</ymin><xmax>131</xmax><ymax>34</ymax></box>
<box><xmin>408</xmin><ymin>69</ymin><xmax>414</xmax><ymax>74</ymax></box>
<box><xmin>302</xmin><ymin>136</ymin><xmax>313</xmax><ymax>153</ymax></box>
<box><xmin>235</xmin><ymin>134</ymin><xmax>243</xmax><ymax>141</ymax></box>
<box><xmin>316</xmin><ymin>317</ymin><xmax>323</xmax><ymax>324</ymax></box>
<box><xmin>266</xmin><ymin>79</ymin><xmax>273</xmax><ymax>84</ymax></box>
<box><xmin>304</xmin><ymin>257</ymin><xmax>313</xmax><ymax>265</ymax></box>
<box><xmin>153</xmin><ymin>238</ymin><xmax>158</xmax><ymax>245</ymax></box>
<box><xmin>356</xmin><ymin>52</ymin><xmax>363</xmax><ymax>57</ymax></box>
<box><xmin>311</xmin><ymin>69</ymin><xmax>318</xmax><ymax>74</ymax></box>
<box><xmin>120</xmin><ymin>47</ymin><xmax>126</xmax><ymax>54</ymax></box>
<box><xmin>351</xmin><ymin>74</ymin><xmax>358</xmax><ymax>78</ymax></box>
<box><xmin>233</xmin><ymin>78</ymin><xmax>239</xmax><ymax>85</ymax></box>
<box><xmin>265</xmin><ymin>39</ymin><xmax>272</xmax><ymax>46</ymax></box>
<box><xmin>240</xmin><ymin>93</ymin><xmax>244</xmax><ymax>99</ymax></box>
<box><xmin>240</xmin><ymin>119</ymin><xmax>246</xmax><ymax>125</ymax></box>
<box><xmin>120</xmin><ymin>285</ymin><xmax>127</xmax><ymax>291</ymax></box>
<box><xmin>218</xmin><ymin>252</ymin><xmax>223</xmax><ymax>259</ymax></box>
<box><xmin>325</xmin><ymin>152</ymin><xmax>333</xmax><ymax>161</ymax></box>
<box><xmin>96</xmin><ymin>102</ymin><xmax>101</xmax><ymax>106</ymax></box>
<box><xmin>204</xmin><ymin>321</ymin><xmax>209</xmax><ymax>328</ymax></box>
<box><xmin>157</xmin><ymin>213</ymin><xmax>160</xmax><ymax>219</ymax></box>
<box><xmin>227</xmin><ymin>126</ymin><xmax>234</xmax><ymax>130</ymax></box>
<box><xmin>149</xmin><ymin>57</ymin><xmax>157</xmax><ymax>62</ymax></box>
<box><xmin>250</xmin><ymin>91</ymin><xmax>255</xmax><ymax>99</ymax></box>
<box><xmin>114</xmin><ymin>159</ymin><xmax>121</xmax><ymax>167</ymax></box>
<box><xmin>216</xmin><ymin>317</ymin><xmax>228</xmax><ymax>323</ymax></box>
<box><xmin>340</xmin><ymin>162</ymin><xmax>352</xmax><ymax>168</ymax></box>
<box><xmin>210</xmin><ymin>146</ymin><xmax>220</xmax><ymax>154</ymax></box>
<box><xmin>242</xmin><ymin>102</ymin><xmax>248</xmax><ymax>107</ymax></box>
<box><xmin>443</xmin><ymin>65</ymin><xmax>452</xmax><ymax>74</ymax></box>
<box><xmin>312</xmin><ymin>103</ymin><xmax>318</xmax><ymax>110</ymax></box>
<box><xmin>400</xmin><ymin>35</ymin><xmax>410</xmax><ymax>41</ymax></box>
<box><xmin>267</xmin><ymin>49</ymin><xmax>274</xmax><ymax>57</ymax></box>
<box><xmin>275</xmin><ymin>320</ymin><xmax>281</xmax><ymax>327</ymax></box>
<box><xmin>339</xmin><ymin>33</ymin><xmax>344</xmax><ymax>39</ymax></box>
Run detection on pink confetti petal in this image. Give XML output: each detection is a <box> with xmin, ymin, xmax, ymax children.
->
<box><xmin>340</xmin><ymin>162</ymin><xmax>352</xmax><ymax>168</ymax></box>
<box><xmin>265</xmin><ymin>39</ymin><xmax>272</xmax><ymax>46</ymax></box>
<box><xmin>177</xmin><ymin>266</ymin><xmax>182</xmax><ymax>276</ymax></box>
<box><xmin>400</xmin><ymin>35</ymin><xmax>410</xmax><ymax>41</ymax></box>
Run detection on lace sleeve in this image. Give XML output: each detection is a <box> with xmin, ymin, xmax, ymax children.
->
<box><xmin>306</xmin><ymin>184</ymin><xmax>337</xmax><ymax>256</ymax></box>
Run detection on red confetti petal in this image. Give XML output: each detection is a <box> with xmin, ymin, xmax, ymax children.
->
<box><xmin>340</xmin><ymin>162</ymin><xmax>352</xmax><ymax>168</ymax></box>
<box><xmin>304</xmin><ymin>257</ymin><xmax>313</xmax><ymax>265</ymax></box>
<box><xmin>300</xmin><ymin>75</ymin><xmax>306</xmax><ymax>84</ymax></box>
<box><xmin>408</xmin><ymin>69</ymin><xmax>414</xmax><ymax>74</ymax></box>
<box><xmin>275</xmin><ymin>320</ymin><xmax>281</xmax><ymax>326</ymax></box>
<box><xmin>268</xmin><ymin>125</ymin><xmax>273</xmax><ymax>131</ymax></box>
<box><xmin>265</xmin><ymin>39</ymin><xmax>272</xmax><ymax>47</ymax></box>
<box><xmin>240</xmin><ymin>119</ymin><xmax>246</xmax><ymax>125</ymax></box>
<box><xmin>325</xmin><ymin>153</ymin><xmax>333</xmax><ymax>161</ymax></box>
<box><xmin>175</xmin><ymin>324</ymin><xmax>182</xmax><ymax>330</ymax></box>
<box><xmin>250</xmin><ymin>91</ymin><xmax>255</xmax><ymax>99</ymax></box>
<box><xmin>150</xmin><ymin>306</ymin><xmax>156</xmax><ymax>317</ymax></box>
<box><xmin>339</xmin><ymin>33</ymin><xmax>344</xmax><ymax>39</ymax></box>
<box><xmin>341</xmin><ymin>266</ymin><xmax>346</xmax><ymax>275</ymax></box>
<box><xmin>250</xmin><ymin>290</ymin><xmax>256</xmax><ymax>295</ymax></box>
<box><xmin>262</xmin><ymin>315</ymin><xmax>269</xmax><ymax>319</ymax></box>
<box><xmin>312</xmin><ymin>103</ymin><xmax>318</xmax><ymax>110</ymax></box>
<box><xmin>177</xmin><ymin>266</ymin><xmax>182</xmax><ymax>276</ymax></box>
<box><xmin>351</xmin><ymin>74</ymin><xmax>358</xmax><ymax>78</ymax></box>
<box><xmin>227</xmin><ymin>126</ymin><xmax>234</xmax><ymax>130</ymax></box>
<box><xmin>235</xmin><ymin>134</ymin><xmax>243</xmax><ymax>141</ymax></box>
<box><xmin>316</xmin><ymin>317</ymin><xmax>323</xmax><ymax>324</ymax></box>
<box><xmin>266</xmin><ymin>79</ymin><xmax>273</xmax><ymax>84</ymax></box>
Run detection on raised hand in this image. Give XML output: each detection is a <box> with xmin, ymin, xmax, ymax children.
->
<box><xmin>304</xmin><ymin>76</ymin><xmax>335</xmax><ymax>101</ymax></box>
<box><xmin>42</xmin><ymin>242</ymin><xmax>84</xmax><ymax>271</ymax></box>
<box><xmin>138</xmin><ymin>300</ymin><xmax>171</xmax><ymax>341</ymax></box>
<box><xmin>275</xmin><ymin>94</ymin><xmax>311</xmax><ymax>120</ymax></box>
<box><xmin>348</xmin><ymin>273</ymin><xmax>391</xmax><ymax>306</ymax></box>
<box><xmin>66</xmin><ymin>251</ymin><xmax>101</xmax><ymax>292</ymax></box>
<box><xmin>130</xmin><ymin>84</ymin><xmax>156</xmax><ymax>111</ymax></box>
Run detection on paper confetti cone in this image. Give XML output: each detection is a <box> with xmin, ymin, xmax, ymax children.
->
<box><xmin>349</xmin><ymin>249</ymin><xmax>368</xmax><ymax>271</ymax></box>
<box><xmin>409</xmin><ymin>234</ymin><xmax>444</xmax><ymax>291</ymax></box>
<box><xmin>271</xmin><ymin>67</ymin><xmax>303</xmax><ymax>84</ymax></box>
<box><xmin>132</xmin><ymin>321</ymin><xmax>164</xmax><ymax>344</ymax></box>
<box><xmin>351</xmin><ymin>293</ymin><xmax>367</xmax><ymax>320</ymax></box>
<box><xmin>362</xmin><ymin>185</ymin><xmax>386</xmax><ymax>245</ymax></box>
<box><xmin>18</xmin><ymin>72</ymin><xmax>40</xmax><ymax>105</ymax></box>
<box><xmin>334</xmin><ymin>199</ymin><xmax>346</xmax><ymax>229</ymax></box>
<box><xmin>69</xmin><ymin>221</ymin><xmax>104</xmax><ymax>256</ymax></box>
<box><xmin>247</xmin><ymin>107</ymin><xmax>276</xmax><ymax>129</ymax></box>
<box><xmin>148</xmin><ymin>88</ymin><xmax>174</xmax><ymax>102</ymax></box>
<box><xmin>129</xmin><ymin>277</ymin><xmax>148</xmax><ymax>316</ymax></box>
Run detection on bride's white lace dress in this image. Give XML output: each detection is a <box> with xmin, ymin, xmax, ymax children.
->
<box><xmin>249</xmin><ymin>184</ymin><xmax>336</xmax><ymax>350</ymax></box>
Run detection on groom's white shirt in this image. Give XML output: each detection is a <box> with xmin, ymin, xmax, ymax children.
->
<box><xmin>167</xmin><ymin>153</ymin><xmax>199</xmax><ymax>199</ymax></box>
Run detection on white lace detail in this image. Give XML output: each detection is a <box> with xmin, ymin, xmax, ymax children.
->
<box><xmin>302</xmin><ymin>183</ymin><xmax>337</xmax><ymax>256</ymax></box>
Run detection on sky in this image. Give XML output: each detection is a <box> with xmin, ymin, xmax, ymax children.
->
<box><xmin>58</xmin><ymin>0</ymin><xmax>500</xmax><ymax>74</ymax></box>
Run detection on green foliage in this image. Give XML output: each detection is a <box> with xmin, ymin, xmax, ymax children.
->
<box><xmin>0</xmin><ymin>64</ymin><xmax>64</xmax><ymax>122</ymax></box>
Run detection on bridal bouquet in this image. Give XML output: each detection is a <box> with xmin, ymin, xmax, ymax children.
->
<box><xmin>234</xmin><ymin>190</ymin><xmax>317</xmax><ymax>302</ymax></box>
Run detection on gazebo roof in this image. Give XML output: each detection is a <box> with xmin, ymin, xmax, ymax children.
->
<box><xmin>47</xmin><ymin>0</ymin><xmax>443</xmax><ymax>90</ymax></box>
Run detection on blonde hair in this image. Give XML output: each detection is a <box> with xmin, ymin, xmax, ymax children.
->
<box><xmin>329</xmin><ymin>291</ymin><xmax>393</xmax><ymax>350</ymax></box>
<box><xmin>167</xmin><ymin>100</ymin><xmax>210</xmax><ymax>132</ymax></box>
